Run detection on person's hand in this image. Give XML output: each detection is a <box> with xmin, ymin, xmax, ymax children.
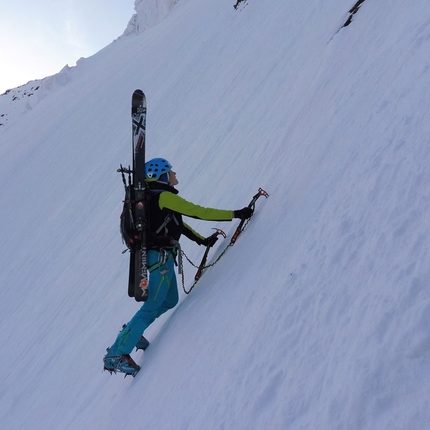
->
<box><xmin>202</xmin><ymin>234</ymin><xmax>219</xmax><ymax>248</ymax></box>
<box><xmin>233</xmin><ymin>207</ymin><xmax>253</xmax><ymax>220</ymax></box>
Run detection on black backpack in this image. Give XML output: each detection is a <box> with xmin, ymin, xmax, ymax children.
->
<box><xmin>118</xmin><ymin>166</ymin><xmax>176</xmax><ymax>252</ymax></box>
<box><xmin>120</xmin><ymin>184</ymin><xmax>140</xmax><ymax>251</ymax></box>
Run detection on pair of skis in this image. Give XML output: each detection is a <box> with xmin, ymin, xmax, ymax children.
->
<box><xmin>123</xmin><ymin>89</ymin><xmax>149</xmax><ymax>302</ymax></box>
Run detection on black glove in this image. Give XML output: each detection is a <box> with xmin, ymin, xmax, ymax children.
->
<box><xmin>233</xmin><ymin>207</ymin><xmax>254</xmax><ymax>220</ymax></box>
<box><xmin>201</xmin><ymin>234</ymin><xmax>219</xmax><ymax>248</ymax></box>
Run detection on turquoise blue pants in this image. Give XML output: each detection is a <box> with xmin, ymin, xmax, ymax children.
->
<box><xmin>108</xmin><ymin>249</ymin><xmax>178</xmax><ymax>356</ymax></box>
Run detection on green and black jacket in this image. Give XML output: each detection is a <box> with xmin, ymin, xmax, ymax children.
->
<box><xmin>147</xmin><ymin>182</ymin><xmax>233</xmax><ymax>247</ymax></box>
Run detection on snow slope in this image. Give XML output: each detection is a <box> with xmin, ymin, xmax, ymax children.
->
<box><xmin>1</xmin><ymin>0</ymin><xmax>430</xmax><ymax>429</ymax></box>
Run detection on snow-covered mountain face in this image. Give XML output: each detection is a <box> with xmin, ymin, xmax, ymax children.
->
<box><xmin>0</xmin><ymin>0</ymin><xmax>179</xmax><ymax>129</ymax></box>
<box><xmin>1</xmin><ymin>1</ymin><xmax>430</xmax><ymax>429</ymax></box>
<box><xmin>122</xmin><ymin>0</ymin><xmax>179</xmax><ymax>36</ymax></box>
<box><xmin>0</xmin><ymin>64</ymin><xmax>77</xmax><ymax>129</ymax></box>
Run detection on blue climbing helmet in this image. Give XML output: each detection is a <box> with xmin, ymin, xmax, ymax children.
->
<box><xmin>145</xmin><ymin>158</ymin><xmax>172</xmax><ymax>182</ymax></box>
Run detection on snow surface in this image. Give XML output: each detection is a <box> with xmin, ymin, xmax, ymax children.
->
<box><xmin>1</xmin><ymin>0</ymin><xmax>430</xmax><ymax>429</ymax></box>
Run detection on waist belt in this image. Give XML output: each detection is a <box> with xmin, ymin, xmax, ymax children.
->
<box><xmin>148</xmin><ymin>243</ymin><xmax>182</xmax><ymax>275</ymax></box>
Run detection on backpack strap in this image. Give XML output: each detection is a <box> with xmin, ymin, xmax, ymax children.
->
<box><xmin>155</xmin><ymin>213</ymin><xmax>179</xmax><ymax>235</ymax></box>
<box><xmin>148</xmin><ymin>189</ymin><xmax>180</xmax><ymax>236</ymax></box>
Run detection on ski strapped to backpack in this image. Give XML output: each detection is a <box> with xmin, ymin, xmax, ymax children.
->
<box><xmin>181</xmin><ymin>187</ymin><xmax>269</xmax><ymax>294</ymax></box>
<box><xmin>131</xmin><ymin>91</ymin><xmax>149</xmax><ymax>302</ymax></box>
<box><xmin>118</xmin><ymin>90</ymin><xmax>150</xmax><ymax>302</ymax></box>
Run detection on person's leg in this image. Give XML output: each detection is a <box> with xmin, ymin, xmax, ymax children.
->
<box><xmin>155</xmin><ymin>264</ymin><xmax>178</xmax><ymax>318</ymax></box>
<box><xmin>106</xmin><ymin>250</ymin><xmax>178</xmax><ymax>356</ymax></box>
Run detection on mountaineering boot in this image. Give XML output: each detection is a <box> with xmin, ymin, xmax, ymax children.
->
<box><xmin>103</xmin><ymin>348</ymin><xmax>140</xmax><ymax>377</ymax></box>
<box><xmin>135</xmin><ymin>335</ymin><xmax>150</xmax><ymax>351</ymax></box>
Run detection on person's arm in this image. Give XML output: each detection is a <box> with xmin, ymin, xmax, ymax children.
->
<box><xmin>159</xmin><ymin>192</ymin><xmax>234</xmax><ymax>221</ymax></box>
<box><xmin>182</xmin><ymin>222</ymin><xmax>207</xmax><ymax>245</ymax></box>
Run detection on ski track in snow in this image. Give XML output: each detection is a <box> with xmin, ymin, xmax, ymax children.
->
<box><xmin>1</xmin><ymin>0</ymin><xmax>430</xmax><ymax>429</ymax></box>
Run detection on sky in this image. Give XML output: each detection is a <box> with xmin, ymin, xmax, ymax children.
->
<box><xmin>1</xmin><ymin>0</ymin><xmax>430</xmax><ymax>429</ymax></box>
<box><xmin>0</xmin><ymin>0</ymin><xmax>135</xmax><ymax>94</ymax></box>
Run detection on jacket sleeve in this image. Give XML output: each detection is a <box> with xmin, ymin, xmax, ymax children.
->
<box><xmin>182</xmin><ymin>223</ymin><xmax>206</xmax><ymax>245</ymax></box>
<box><xmin>159</xmin><ymin>192</ymin><xmax>234</xmax><ymax>221</ymax></box>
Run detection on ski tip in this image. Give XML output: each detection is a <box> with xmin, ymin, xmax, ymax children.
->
<box><xmin>132</xmin><ymin>90</ymin><xmax>147</xmax><ymax>110</ymax></box>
